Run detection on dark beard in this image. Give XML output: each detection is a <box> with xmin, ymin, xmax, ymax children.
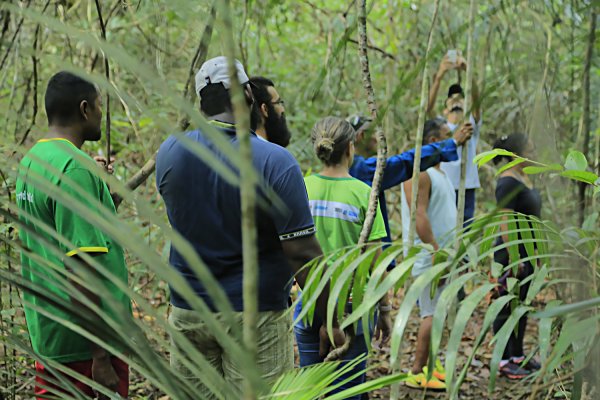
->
<box><xmin>264</xmin><ymin>105</ymin><xmax>291</xmax><ymax>147</ymax></box>
<box><xmin>450</xmin><ymin>106</ymin><xmax>464</xmax><ymax>113</ymax></box>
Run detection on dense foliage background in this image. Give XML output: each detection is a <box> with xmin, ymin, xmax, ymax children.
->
<box><xmin>0</xmin><ymin>0</ymin><xmax>598</xmax><ymax>399</ymax></box>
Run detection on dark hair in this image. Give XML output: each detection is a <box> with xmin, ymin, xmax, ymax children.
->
<box><xmin>45</xmin><ymin>71</ymin><xmax>98</xmax><ymax>125</ymax></box>
<box><xmin>199</xmin><ymin>83</ymin><xmax>232</xmax><ymax>116</ymax></box>
<box><xmin>199</xmin><ymin>82</ymin><xmax>259</xmax><ymax>130</ymax></box>
<box><xmin>249</xmin><ymin>76</ymin><xmax>275</xmax><ymax>106</ymax></box>
<box><xmin>422</xmin><ymin>117</ymin><xmax>447</xmax><ymax>145</ymax></box>
<box><xmin>447</xmin><ymin>83</ymin><xmax>464</xmax><ymax>99</ymax></box>
<box><xmin>311</xmin><ymin>117</ymin><xmax>356</xmax><ymax>166</ymax></box>
<box><xmin>249</xmin><ymin>77</ymin><xmax>275</xmax><ymax>130</ymax></box>
<box><xmin>492</xmin><ymin>133</ymin><xmax>529</xmax><ymax>165</ymax></box>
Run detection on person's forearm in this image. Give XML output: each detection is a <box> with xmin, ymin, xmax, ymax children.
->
<box><xmin>294</xmin><ymin>266</ymin><xmax>337</xmax><ymax>326</ymax></box>
<box><xmin>67</xmin><ymin>258</ymin><xmax>111</xmax><ymax>358</ymax></box>
<box><xmin>472</xmin><ymin>77</ymin><xmax>481</xmax><ymax>122</ymax></box>
<box><xmin>427</xmin><ymin>71</ymin><xmax>444</xmax><ymax>116</ymax></box>
<box><xmin>416</xmin><ymin>215</ymin><xmax>438</xmax><ymax>249</ymax></box>
<box><xmin>378</xmin><ymin>270</ymin><xmax>391</xmax><ymax>306</ymax></box>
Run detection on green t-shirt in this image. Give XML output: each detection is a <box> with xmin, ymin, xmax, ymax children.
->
<box><xmin>304</xmin><ymin>174</ymin><xmax>387</xmax><ymax>255</ymax></box>
<box><xmin>16</xmin><ymin>138</ymin><xmax>130</xmax><ymax>363</ymax></box>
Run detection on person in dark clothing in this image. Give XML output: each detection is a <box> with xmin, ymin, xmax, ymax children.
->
<box><xmin>491</xmin><ymin>133</ymin><xmax>542</xmax><ymax>379</ymax></box>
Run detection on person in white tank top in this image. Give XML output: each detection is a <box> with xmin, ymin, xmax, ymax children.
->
<box><xmin>400</xmin><ymin>118</ymin><xmax>468</xmax><ymax>390</ymax></box>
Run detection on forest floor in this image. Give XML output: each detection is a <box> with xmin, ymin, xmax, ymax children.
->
<box><xmin>365</xmin><ymin>291</ymin><xmax>568</xmax><ymax>400</ymax></box>
<box><xmin>9</xmin><ymin>282</ymin><xmax>568</xmax><ymax>399</ymax></box>
<box><xmin>124</xmin><ymin>285</ymin><xmax>567</xmax><ymax>399</ymax></box>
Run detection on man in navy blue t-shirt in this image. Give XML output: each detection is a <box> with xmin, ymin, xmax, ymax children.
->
<box><xmin>156</xmin><ymin>57</ymin><xmax>343</xmax><ymax>397</ymax></box>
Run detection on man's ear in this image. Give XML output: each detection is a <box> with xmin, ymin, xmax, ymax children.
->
<box><xmin>80</xmin><ymin>100</ymin><xmax>89</xmax><ymax>121</ymax></box>
<box><xmin>260</xmin><ymin>103</ymin><xmax>269</xmax><ymax>118</ymax></box>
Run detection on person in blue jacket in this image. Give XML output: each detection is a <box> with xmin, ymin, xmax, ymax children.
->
<box><xmin>346</xmin><ymin>115</ymin><xmax>473</xmax><ymax>253</ymax></box>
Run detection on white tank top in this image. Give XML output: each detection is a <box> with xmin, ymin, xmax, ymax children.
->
<box><xmin>401</xmin><ymin>167</ymin><xmax>457</xmax><ymax>276</ymax></box>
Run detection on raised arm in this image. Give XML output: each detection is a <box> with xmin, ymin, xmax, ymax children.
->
<box><xmin>427</xmin><ymin>55</ymin><xmax>456</xmax><ymax>117</ymax></box>
<box><xmin>471</xmin><ymin>77</ymin><xmax>481</xmax><ymax>123</ymax></box>
<box><xmin>351</xmin><ymin>125</ymin><xmax>472</xmax><ymax>190</ymax></box>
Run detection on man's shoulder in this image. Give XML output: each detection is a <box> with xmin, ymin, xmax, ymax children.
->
<box><xmin>252</xmin><ymin>137</ymin><xmax>298</xmax><ymax>168</ymax></box>
<box><xmin>22</xmin><ymin>140</ymin><xmax>92</xmax><ymax>174</ymax></box>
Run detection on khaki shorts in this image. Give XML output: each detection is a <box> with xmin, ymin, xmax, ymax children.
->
<box><xmin>169</xmin><ymin>306</ymin><xmax>293</xmax><ymax>399</ymax></box>
<box><xmin>418</xmin><ymin>282</ymin><xmax>448</xmax><ymax>318</ymax></box>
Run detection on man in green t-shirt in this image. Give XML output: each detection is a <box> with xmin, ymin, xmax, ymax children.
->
<box><xmin>16</xmin><ymin>71</ymin><xmax>130</xmax><ymax>399</ymax></box>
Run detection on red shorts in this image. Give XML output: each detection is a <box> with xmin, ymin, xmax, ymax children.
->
<box><xmin>35</xmin><ymin>357</ymin><xmax>128</xmax><ymax>399</ymax></box>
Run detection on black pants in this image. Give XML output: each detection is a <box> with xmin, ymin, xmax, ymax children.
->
<box><xmin>492</xmin><ymin>262</ymin><xmax>534</xmax><ymax>360</ymax></box>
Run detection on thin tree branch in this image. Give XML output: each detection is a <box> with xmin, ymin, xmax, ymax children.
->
<box><xmin>356</xmin><ymin>0</ymin><xmax>387</xmax><ymax>247</ymax></box>
<box><xmin>407</xmin><ymin>0</ymin><xmax>441</xmax><ymax>246</ymax></box>
<box><xmin>324</xmin><ymin>0</ymin><xmax>388</xmax><ymax>367</ymax></box>
<box><xmin>347</xmin><ymin>38</ymin><xmax>396</xmax><ymax>60</ymax></box>
<box><xmin>0</xmin><ymin>0</ymin><xmax>30</xmax><ymax>73</ymax></box>
<box><xmin>112</xmin><ymin>2</ymin><xmax>216</xmax><ymax>209</ymax></box>
<box><xmin>94</xmin><ymin>0</ymin><xmax>111</xmax><ymax>161</ymax></box>
<box><xmin>578</xmin><ymin>8</ymin><xmax>596</xmax><ymax>227</ymax></box>
<box><xmin>18</xmin><ymin>0</ymin><xmax>50</xmax><ymax>146</ymax></box>
<box><xmin>455</xmin><ymin>0</ymin><xmax>476</xmax><ymax>240</ymax></box>
<box><xmin>181</xmin><ymin>3</ymin><xmax>216</xmax><ymax>129</ymax></box>
<box><xmin>0</xmin><ymin>8</ymin><xmax>11</xmax><ymax>49</ymax></box>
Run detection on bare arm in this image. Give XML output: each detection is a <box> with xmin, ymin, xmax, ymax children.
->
<box><xmin>67</xmin><ymin>255</ymin><xmax>120</xmax><ymax>391</ymax></box>
<box><xmin>403</xmin><ymin>172</ymin><xmax>437</xmax><ymax>249</ymax></box>
<box><xmin>282</xmin><ymin>235</ymin><xmax>346</xmax><ymax>353</ymax></box>
<box><xmin>427</xmin><ymin>56</ymin><xmax>455</xmax><ymax>117</ymax></box>
<box><xmin>471</xmin><ymin>77</ymin><xmax>481</xmax><ymax>123</ymax></box>
<box><xmin>281</xmin><ymin>235</ymin><xmax>334</xmax><ymax>324</ymax></box>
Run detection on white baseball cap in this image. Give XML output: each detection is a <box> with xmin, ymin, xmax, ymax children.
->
<box><xmin>195</xmin><ymin>56</ymin><xmax>250</xmax><ymax>97</ymax></box>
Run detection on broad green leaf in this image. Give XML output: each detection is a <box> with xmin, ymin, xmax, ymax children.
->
<box><xmin>473</xmin><ymin>149</ymin><xmax>515</xmax><ymax>165</ymax></box>
<box><xmin>564</xmin><ymin>150</ymin><xmax>588</xmax><ymax>171</ymax></box>
<box><xmin>445</xmin><ymin>283</ymin><xmax>497</xmax><ymax>395</ymax></box>
<box><xmin>427</xmin><ymin>272</ymin><xmax>478</xmax><ymax>379</ymax></box>
<box><xmin>390</xmin><ymin>263</ymin><xmax>447</xmax><ymax>365</ymax></box>
<box><xmin>522</xmin><ymin>164</ymin><xmax>563</xmax><ymax>174</ymax></box>
<box><xmin>559</xmin><ymin>169</ymin><xmax>599</xmax><ymax>185</ymax></box>
<box><xmin>533</xmin><ymin>297</ymin><xmax>600</xmax><ymax>319</ymax></box>
<box><xmin>450</xmin><ymin>295</ymin><xmax>516</xmax><ymax>399</ymax></box>
<box><xmin>517</xmin><ymin>217</ymin><xmax>535</xmax><ymax>261</ymax></box>
<box><xmin>525</xmin><ymin>265</ymin><xmax>548</xmax><ymax>305</ymax></box>
<box><xmin>496</xmin><ymin>158</ymin><xmax>526</xmax><ymax>175</ymax></box>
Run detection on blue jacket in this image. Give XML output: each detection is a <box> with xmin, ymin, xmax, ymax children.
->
<box><xmin>349</xmin><ymin>138</ymin><xmax>459</xmax><ymax>247</ymax></box>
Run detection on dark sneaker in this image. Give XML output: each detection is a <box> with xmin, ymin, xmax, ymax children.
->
<box><xmin>523</xmin><ymin>358</ymin><xmax>541</xmax><ymax>371</ymax></box>
<box><xmin>499</xmin><ymin>362</ymin><xmax>531</xmax><ymax>380</ymax></box>
<box><xmin>512</xmin><ymin>356</ymin><xmax>541</xmax><ymax>371</ymax></box>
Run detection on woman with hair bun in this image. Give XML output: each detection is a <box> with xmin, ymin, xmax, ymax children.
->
<box><xmin>294</xmin><ymin>116</ymin><xmax>392</xmax><ymax>398</ymax></box>
<box><xmin>491</xmin><ymin>133</ymin><xmax>542</xmax><ymax>379</ymax></box>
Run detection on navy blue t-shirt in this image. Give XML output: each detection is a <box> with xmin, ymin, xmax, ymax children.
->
<box><xmin>156</xmin><ymin>122</ymin><xmax>315</xmax><ymax>312</ymax></box>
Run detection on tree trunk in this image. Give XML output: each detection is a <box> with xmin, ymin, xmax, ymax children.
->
<box><xmin>113</xmin><ymin>12</ymin><xmax>216</xmax><ymax>209</ymax></box>
<box><xmin>578</xmin><ymin>9</ymin><xmax>596</xmax><ymax>227</ymax></box>
<box><xmin>454</xmin><ymin>0</ymin><xmax>476</xmax><ymax>239</ymax></box>
<box><xmin>356</xmin><ymin>0</ymin><xmax>387</xmax><ymax>246</ymax></box>
<box><xmin>94</xmin><ymin>0</ymin><xmax>111</xmax><ymax>162</ymax></box>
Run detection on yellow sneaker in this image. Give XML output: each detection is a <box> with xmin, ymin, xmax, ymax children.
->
<box><xmin>434</xmin><ymin>359</ymin><xmax>446</xmax><ymax>381</ymax></box>
<box><xmin>405</xmin><ymin>371</ymin><xmax>446</xmax><ymax>391</ymax></box>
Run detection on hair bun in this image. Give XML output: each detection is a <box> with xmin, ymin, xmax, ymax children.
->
<box><xmin>315</xmin><ymin>136</ymin><xmax>335</xmax><ymax>162</ymax></box>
